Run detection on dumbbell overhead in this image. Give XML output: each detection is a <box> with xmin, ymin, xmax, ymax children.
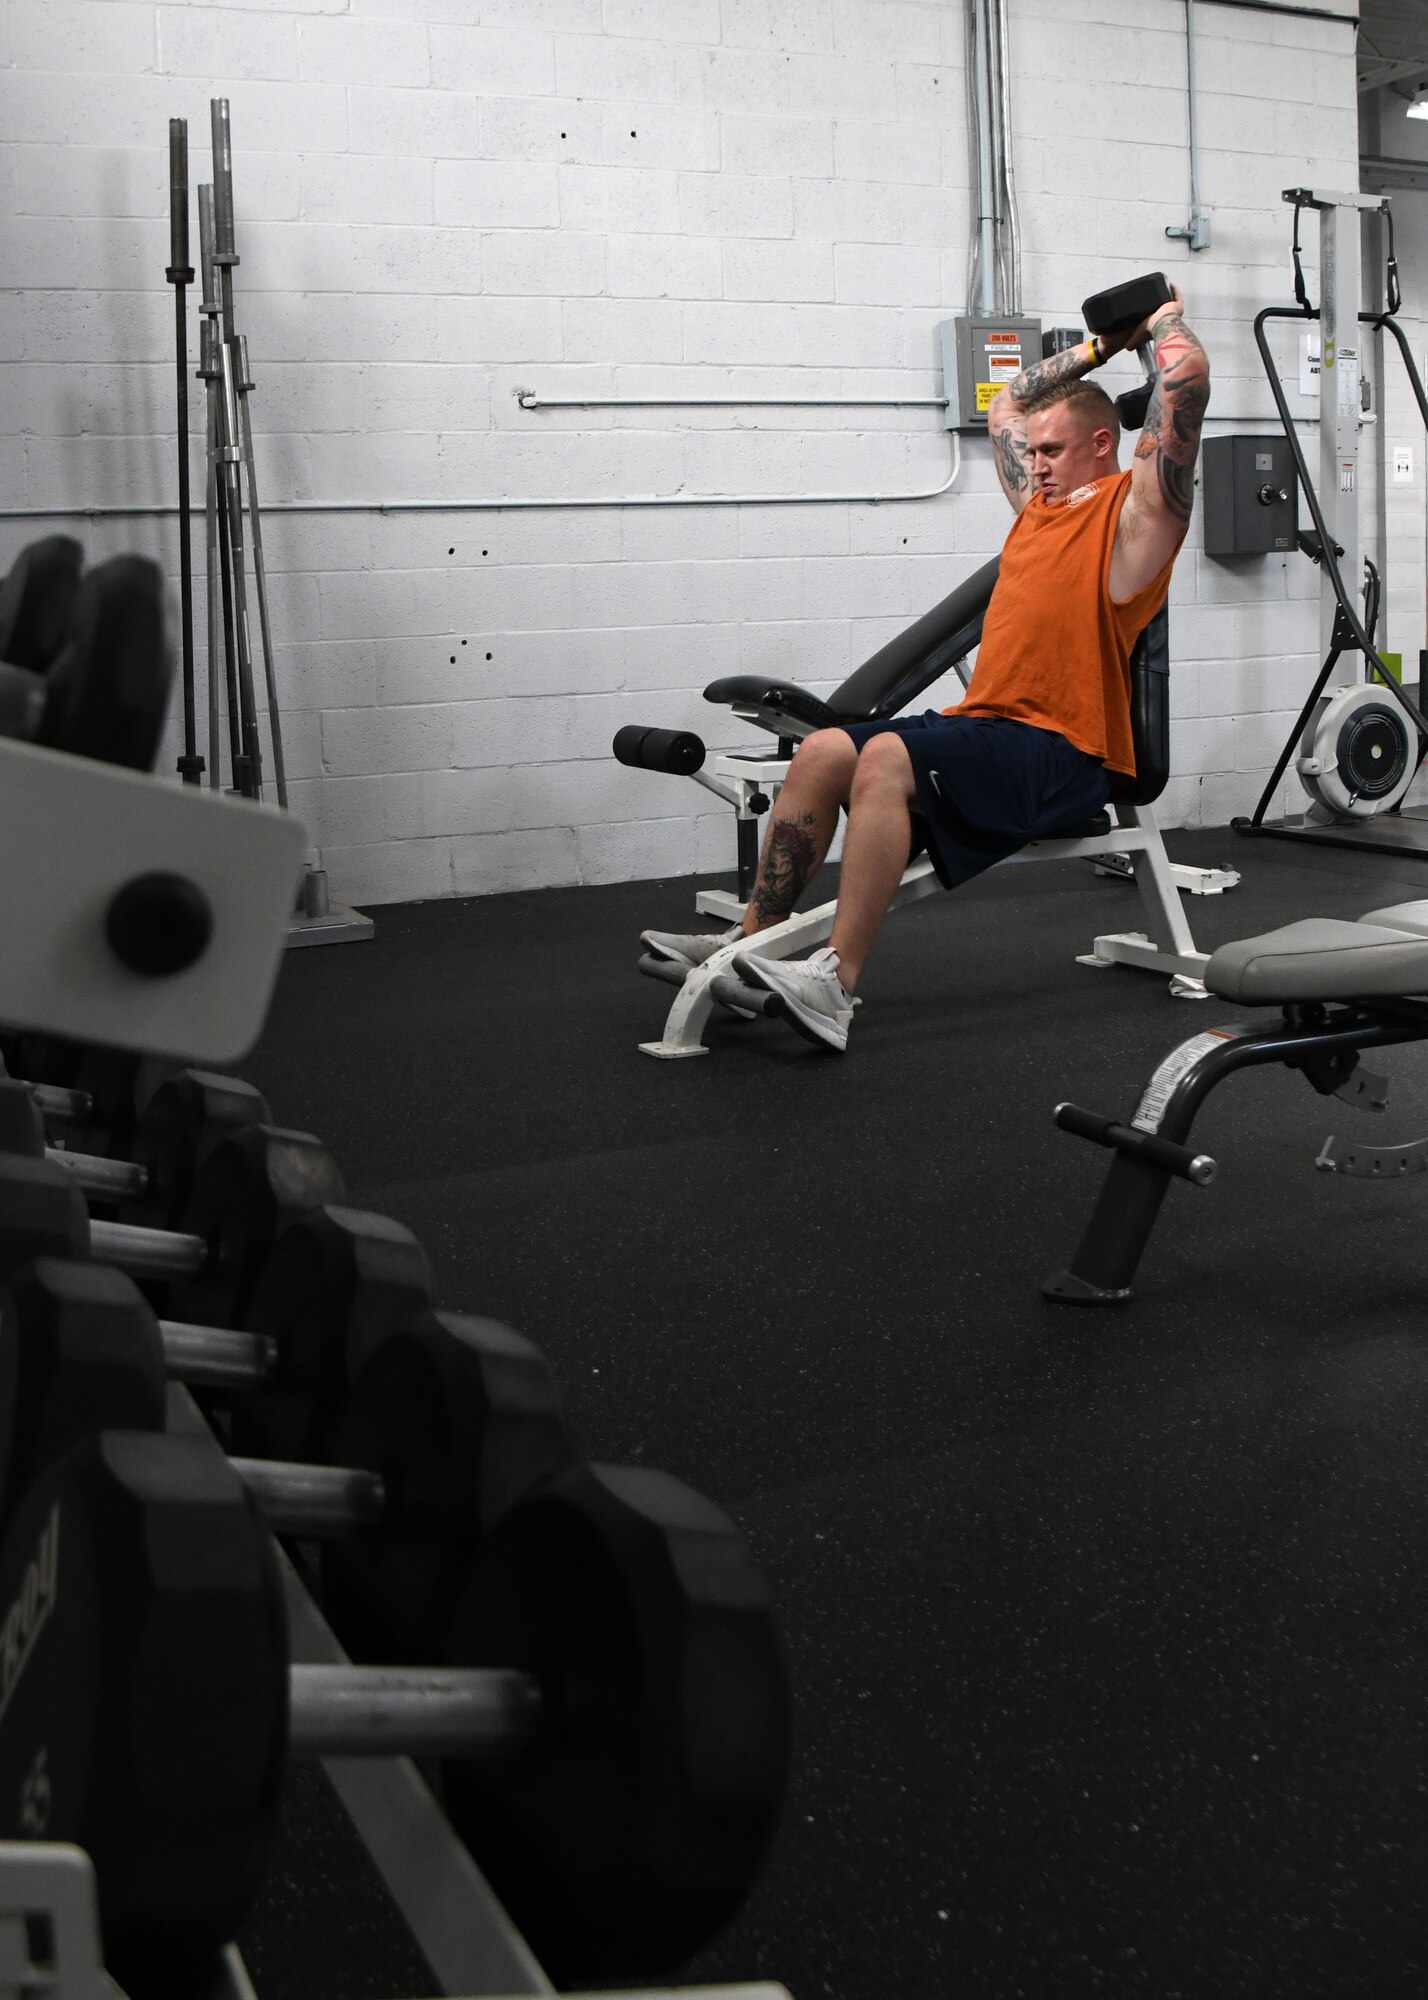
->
<box><xmin>1082</xmin><ymin>270</ymin><xmax>1175</xmax><ymax>431</ymax></box>
<box><xmin>0</xmin><ymin>1258</ymin><xmax>577</xmax><ymax>1656</ymax></box>
<box><xmin>1</xmin><ymin>1430</ymin><xmax>790</xmax><ymax>1986</ymax></box>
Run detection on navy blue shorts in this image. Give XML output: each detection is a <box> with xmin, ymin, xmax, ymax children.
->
<box><xmin>837</xmin><ymin>712</ymin><xmax>1114</xmax><ymax>891</ymax></box>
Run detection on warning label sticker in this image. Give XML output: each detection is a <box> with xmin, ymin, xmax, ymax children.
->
<box><xmin>1131</xmin><ymin>1029</ymin><xmax>1239</xmax><ymax>1133</ymax></box>
<box><xmin>975</xmin><ymin>380</ymin><xmax>998</xmax><ymax>412</ymax></box>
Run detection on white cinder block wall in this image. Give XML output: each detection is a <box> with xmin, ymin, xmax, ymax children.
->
<box><xmin>2</xmin><ymin>0</ymin><xmax>1395</xmax><ymax>907</ymax></box>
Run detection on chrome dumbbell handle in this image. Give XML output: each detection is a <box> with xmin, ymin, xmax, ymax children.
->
<box><xmin>286</xmin><ymin>1665</ymin><xmax>543</xmax><ymax>1760</ymax></box>
<box><xmin>88</xmin><ymin>1216</ymin><xmax>207</xmax><ymax>1281</ymax></box>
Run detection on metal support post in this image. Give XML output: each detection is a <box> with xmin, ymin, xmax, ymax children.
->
<box><xmin>166</xmin><ymin>118</ymin><xmax>203</xmax><ymax>786</ymax></box>
<box><xmin>198</xmin><ymin>187</ymin><xmax>231</xmax><ymax>793</ymax></box>
<box><xmin>210</xmin><ymin>98</ymin><xmax>263</xmax><ymax>798</ymax></box>
<box><xmin>233</xmin><ymin>336</ymin><xmax>288</xmax><ymax>809</ymax></box>
<box><xmin>1290</xmin><ymin>190</ymin><xmax>1388</xmax><ymax>671</ymax></box>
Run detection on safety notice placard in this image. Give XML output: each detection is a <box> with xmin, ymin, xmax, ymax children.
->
<box><xmin>1131</xmin><ymin>1028</ymin><xmax>1239</xmax><ymax>1133</ymax></box>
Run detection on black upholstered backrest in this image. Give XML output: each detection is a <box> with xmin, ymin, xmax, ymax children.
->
<box><xmin>1109</xmin><ymin>604</ymin><xmax>1170</xmax><ymax>806</ymax></box>
<box><xmin>829</xmin><ymin>556</ymin><xmax>1000</xmax><ymax>722</ymax></box>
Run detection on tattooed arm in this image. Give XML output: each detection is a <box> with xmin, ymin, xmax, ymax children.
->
<box><xmin>986</xmin><ymin>339</ymin><xmax>1104</xmax><ymax>515</ymax></box>
<box><xmin>1110</xmin><ymin>295</ymin><xmax>1211</xmax><ymax>600</ymax></box>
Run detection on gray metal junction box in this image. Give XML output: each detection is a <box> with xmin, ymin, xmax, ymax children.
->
<box><xmin>1202</xmin><ymin>434</ymin><xmax>1298</xmax><ymax>557</ymax></box>
<box><xmin>940</xmin><ymin>314</ymin><xmax>1042</xmax><ymax>431</ymax></box>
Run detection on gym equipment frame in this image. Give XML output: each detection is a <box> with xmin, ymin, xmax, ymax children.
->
<box><xmin>1235</xmin><ymin>188</ymin><xmax>1428</xmax><ymax>862</ymax></box>
<box><xmin>619</xmin><ymin>560</ymin><xmax>1237</xmax><ymax>1059</ymax></box>
<box><xmin>0</xmin><ymin>735</ymin><xmax>303</xmax><ymax>1066</ymax></box>
<box><xmin>1045</xmin><ymin>897</ymin><xmax>1428</xmax><ymax>1306</ymax></box>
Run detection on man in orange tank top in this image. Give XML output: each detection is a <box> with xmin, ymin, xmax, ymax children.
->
<box><xmin>642</xmin><ymin>287</ymin><xmax>1210</xmax><ymax>1050</ymax></box>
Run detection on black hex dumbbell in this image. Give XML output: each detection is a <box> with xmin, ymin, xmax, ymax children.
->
<box><xmin>1082</xmin><ymin>270</ymin><xmax>1175</xmax><ymax>431</ymax></box>
<box><xmin>0</xmin><ymin>545</ymin><xmax>172</xmax><ymax>772</ymax></box>
<box><xmin>0</xmin><ymin>1070</ymin><xmax>269</xmax><ymax>1224</ymax></box>
<box><xmin>1</xmin><ymin>1038</ymin><xmax>173</xmax><ymax>1164</ymax></box>
<box><xmin>0</xmin><ymin>534</ymin><xmax>83</xmax><ymax>740</ymax></box>
<box><xmin>0</xmin><ymin>1126</ymin><xmax>342</xmax><ymax>1323</ymax></box>
<box><xmin>0</xmin><ymin>1256</ymin><xmax>575</xmax><ymax>1661</ymax></box>
<box><xmin>0</xmin><ymin>1428</ymin><xmax>790</xmax><ymax>1991</ymax></box>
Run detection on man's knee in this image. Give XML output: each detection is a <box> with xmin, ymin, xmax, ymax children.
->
<box><xmin>850</xmin><ymin>729</ymin><xmax>916</xmax><ymax>799</ymax></box>
<box><xmin>791</xmin><ymin>726</ymin><xmax>858</xmax><ymax>794</ymax></box>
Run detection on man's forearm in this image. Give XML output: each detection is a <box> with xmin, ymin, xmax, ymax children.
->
<box><xmin>1134</xmin><ymin>311</ymin><xmax>1211</xmax><ymax>522</ymax></box>
<box><xmin>998</xmin><ymin>338</ymin><xmax>1101</xmax><ymax>412</ymax></box>
<box><xmin>987</xmin><ymin>339</ymin><xmax>1103</xmax><ymax>500</ymax></box>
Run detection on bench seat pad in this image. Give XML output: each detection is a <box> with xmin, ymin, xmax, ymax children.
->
<box><xmin>1206</xmin><ymin>918</ymin><xmax>1428</xmax><ymax>1004</ymax></box>
<box><xmin>1358</xmin><ymin>899</ymin><xmax>1428</xmax><ymax>938</ymax></box>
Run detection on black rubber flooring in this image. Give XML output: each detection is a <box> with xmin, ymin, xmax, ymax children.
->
<box><xmin>235</xmin><ymin>825</ymin><xmax>1428</xmax><ymax>2000</ymax></box>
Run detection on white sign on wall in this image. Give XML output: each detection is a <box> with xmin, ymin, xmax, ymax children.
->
<box><xmin>1300</xmin><ymin>332</ymin><xmax>1321</xmax><ymax>397</ymax></box>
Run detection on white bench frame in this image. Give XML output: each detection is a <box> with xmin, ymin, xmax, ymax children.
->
<box><xmin>639</xmin><ymin>749</ymin><xmax>1239</xmax><ymax>1059</ymax></box>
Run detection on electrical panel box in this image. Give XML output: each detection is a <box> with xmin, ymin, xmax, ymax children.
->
<box><xmin>939</xmin><ymin>314</ymin><xmax>1042</xmax><ymax>431</ymax></box>
<box><xmin>1202</xmin><ymin>434</ymin><xmax>1298</xmax><ymax>558</ymax></box>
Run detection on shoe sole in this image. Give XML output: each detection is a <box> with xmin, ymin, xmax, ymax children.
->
<box><xmin>739</xmin><ymin>958</ymin><xmax>848</xmax><ymax>1052</ymax></box>
<box><xmin>640</xmin><ymin>934</ymin><xmax>737</xmax><ymax>970</ymax></box>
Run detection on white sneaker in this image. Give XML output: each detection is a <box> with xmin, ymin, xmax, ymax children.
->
<box><xmin>737</xmin><ymin>947</ymin><xmax>860</xmax><ymax>1052</ymax></box>
<box><xmin>639</xmin><ymin>922</ymin><xmax>746</xmax><ymax>969</ymax></box>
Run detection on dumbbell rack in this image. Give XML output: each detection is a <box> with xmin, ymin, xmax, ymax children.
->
<box><xmin>0</xmin><ymin>732</ymin><xmax>792</xmax><ymax>1999</ymax></box>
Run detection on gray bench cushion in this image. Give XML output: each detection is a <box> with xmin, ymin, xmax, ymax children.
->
<box><xmin>1359</xmin><ymin>899</ymin><xmax>1428</xmax><ymax>938</ymax></box>
<box><xmin>1206</xmin><ymin>918</ymin><xmax>1428</xmax><ymax>1003</ymax></box>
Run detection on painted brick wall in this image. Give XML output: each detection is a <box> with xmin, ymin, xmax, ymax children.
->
<box><xmin>1</xmin><ymin>0</ymin><xmax>1381</xmax><ymax>905</ymax></box>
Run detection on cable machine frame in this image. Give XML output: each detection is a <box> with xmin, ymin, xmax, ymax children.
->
<box><xmin>1234</xmin><ymin>187</ymin><xmax>1428</xmax><ymax>860</ymax></box>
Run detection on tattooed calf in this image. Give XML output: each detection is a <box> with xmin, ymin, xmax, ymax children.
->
<box><xmin>752</xmin><ymin>811</ymin><xmax>821</xmax><ymax>924</ymax></box>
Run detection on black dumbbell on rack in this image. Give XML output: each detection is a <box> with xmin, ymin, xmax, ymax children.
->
<box><xmin>0</xmin><ymin>1428</ymin><xmax>791</xmax><ymax>1990</ymax></box>
<box><xmin>1081</xmin><ymin>270</ymin><xmax>1176</xmax><ymax>431</ymax></box>
<box><xmin>0</xmin><ymin>1257</ymin><xmax>577</xmax><ymax>1658</ymax></box>
<box><xmin>0</xmin><ymin>1070</ymin><xmax>269</xmax><ymax>1224</ymax></box>
<box><xmin>0</xmin><ymin>538</ymin><xmax>173</xmax><ymax>773</ymax></box>
<box><xmin>0</xmin><ymin>1127</ymin><xmax>342</xmax><ymax>1323</ymax></box>
<box><xmin>0</xmin><ymin>1022</ymin><xmax>169</xmax><ymax>1168</ymax></box>
<box><xmin>0</xmin><ymin>1048</ymin><xmax>95</xmax><ymax>1133</ymax></box>
<box><xmin>0</xmin><ymin>535</ymin><xmax>83</xmax><ymax>737</ymax></box>
<box><xmin>0</xmin><ymin>1167</ymin><xmax>443</xmax><ymax>1455</ymax></box>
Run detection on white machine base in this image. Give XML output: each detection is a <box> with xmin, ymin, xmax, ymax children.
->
<box><xmin>287</xmin><ymin>902</ymin><xmax>375</xmax><ymax>949</ymax></box>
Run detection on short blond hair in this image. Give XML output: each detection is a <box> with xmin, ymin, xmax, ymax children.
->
<box><xmin>1026</xmin><ymin>379</ymin><xmax>1121</xmax><ymax>452</ymax></box>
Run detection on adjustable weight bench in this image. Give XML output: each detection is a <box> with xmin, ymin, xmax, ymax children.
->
<box><xmin>1046</xmin><ymin>898</ymin><xmax>1428</xmax><ymax>1305</ymax></box>
<box><xmin>617</xmin><ymin>558</ymin><xmax>1238</xmax><ymax>1059</ymax></box>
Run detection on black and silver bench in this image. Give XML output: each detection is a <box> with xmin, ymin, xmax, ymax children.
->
<box><xmin>1046</xmin><ymin>898</ymin><xmax>1428</xmax><ymax>1305</ymax></box>
<box><xmin>617</xmin><ymin>560</ymin><xmax>1237</xmax><ymax>1058</ymax></box>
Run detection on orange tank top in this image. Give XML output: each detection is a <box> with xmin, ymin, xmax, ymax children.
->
<box><xmin>949</xmin><ymin>470</ymin><xmax>1174</xmax><ymax>776</ymax></box>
